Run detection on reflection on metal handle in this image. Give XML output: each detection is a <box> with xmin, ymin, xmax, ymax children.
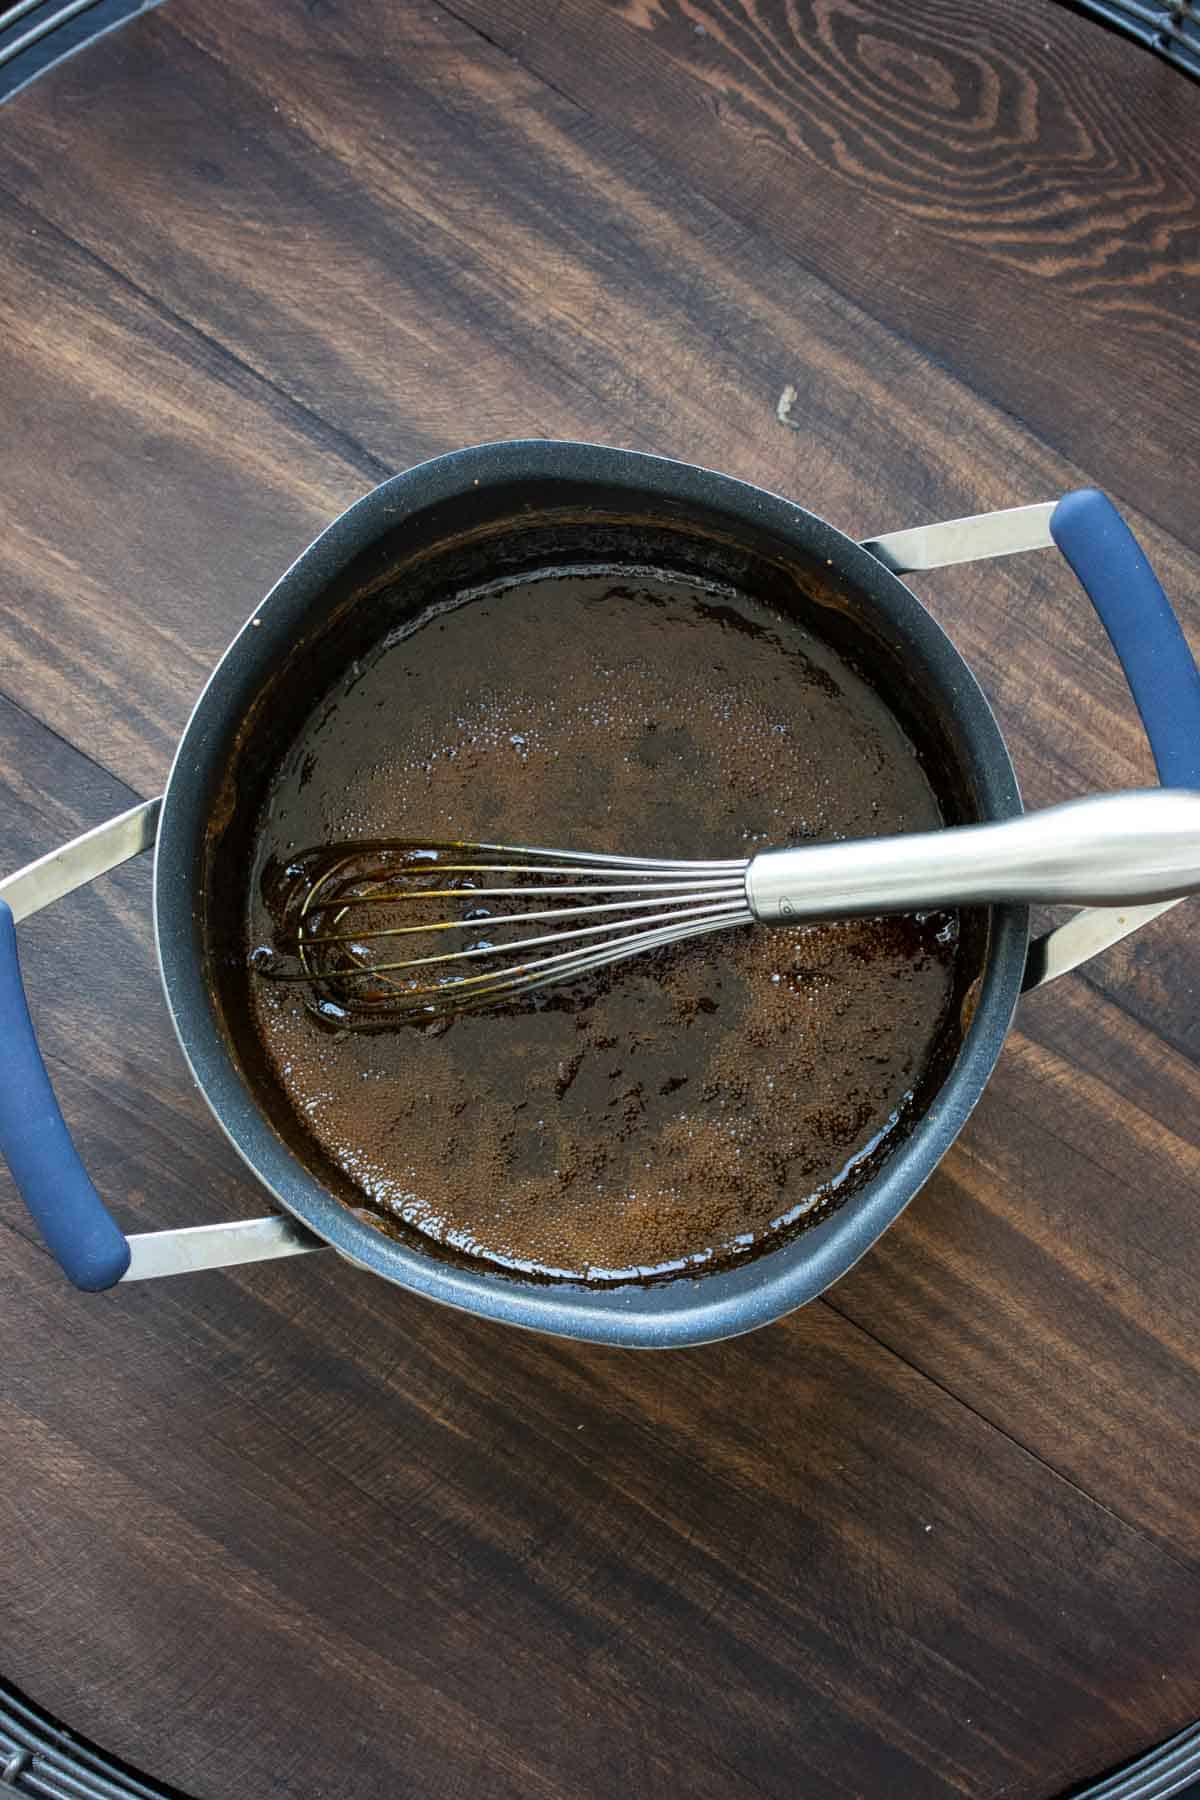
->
<box><xmin>861</xmin><ymin>502</ymin><xmax>1055</xmax><ymax>574</ymax></box>
<box><xmin>122</xmin><ymin>1215</ymin><xmax>326</xmax><ymax>1280</ymax></box>
<box><xmin>1021</xmin><ymin>899</ymin><xmax>1179</xmax><ymax>991</ymax></box>
<box><xmin>0</xmin><ymin>798</ymin><xmax>161</xmax><ymax>921</ymax></box>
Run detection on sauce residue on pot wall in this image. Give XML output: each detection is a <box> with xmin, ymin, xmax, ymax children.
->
<box><xmin>245</xmin><ymin>569</ymin><xmax>963</xmax><ymax>1284</ymax></box>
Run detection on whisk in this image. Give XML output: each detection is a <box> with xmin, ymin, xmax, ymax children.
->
<box><xmin>256</xmin><ymin>789</ymin><xmax>1200</xmax><ymax>1026</ymax></box>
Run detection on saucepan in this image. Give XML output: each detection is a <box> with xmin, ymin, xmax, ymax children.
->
<box><xmin>2</xmin><ymin>443</ymin><xmax>1197</xmax><ymax>1346</ymax></box>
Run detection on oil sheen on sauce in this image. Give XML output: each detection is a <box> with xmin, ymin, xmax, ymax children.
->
<box><xmin>246</xmin><ymin>570</ymin><xmax>962</xmax><ymax>1284</ymax></box>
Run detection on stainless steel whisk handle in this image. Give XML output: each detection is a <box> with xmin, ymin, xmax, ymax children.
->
<box><xmin>745</xmin><ymin>790</ymin><xmax>1200</xmax><ymax>924</ymax></box>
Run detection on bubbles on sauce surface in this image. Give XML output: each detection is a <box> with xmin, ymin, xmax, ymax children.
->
<box><xmin>245</xmin><ymin>570</ymin><xmax>964</xmax><ymax>1285</ymax></box>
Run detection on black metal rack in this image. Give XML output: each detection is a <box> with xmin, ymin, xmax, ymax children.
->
<box><xmin>1063</xmin><ymin>0</ymin><xmax>1200</xmax><ymax>78</ymax></box>
<box><xmin>5</xmin><ymin>1674</ymin><xmax>1200</xmax><ymax>1799</ymax></box>
<box><xmin>1</xmin><ymin>1681</ymin><xmax>179</xmax><ymax>1799</ymax></box>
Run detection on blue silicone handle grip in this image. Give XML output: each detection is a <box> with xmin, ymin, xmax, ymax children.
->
<box><xmin>0</xmin><ymin>897</ymin><xmax>130</xmax><ymax>1289</ymax></box>
<box><xmin>1051</xmin><ymin>490</ymin><xmax>1200</xmax><ymax>789</ymax></box>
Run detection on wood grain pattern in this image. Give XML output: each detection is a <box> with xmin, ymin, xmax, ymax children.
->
<box><xmin>0</xmin><ymin>2</ymin><xmax>1198</xmax><ymax>1795</ymax></box>
<box><xmin>440</xmin><ymin>0</ymin><xmax>1200</xmax><ymax>551</ymax></box>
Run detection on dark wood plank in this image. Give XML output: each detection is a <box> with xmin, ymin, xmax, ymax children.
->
<box><xmin>832</xmin><ymin>981</ymin><xmax>1200</xmax><ymax>1564</ymax></box>
<box><xmin>0</xmin><ymin>191</ymin><xmax>374</xmax><ymax>794</ymax></box>
<box><xmin>5</xmin><ymin>1166</ymin><xmax>1200</xmax><ymax>1799</ymax></box>
<box><xmin>0</xmin><ymin>3</ymin><xmax>1198</xmax><ymax>1796</ymax></box>
<box><xmin>436</xmin><ymin>0</ymin><xmax>1200</xmax><ymax>555</ymax></box>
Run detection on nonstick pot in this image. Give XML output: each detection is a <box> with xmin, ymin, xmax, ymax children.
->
<box><xmin>2</xmin><ymin>442</ymin><xmax>1197</xmax><ymax>1346</ymax></box>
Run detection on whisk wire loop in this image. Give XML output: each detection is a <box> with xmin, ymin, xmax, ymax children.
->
<box><xmin>263</xmin><ymin>840</ymin><xmax>754</xmax><ymax>1024</ymax></box>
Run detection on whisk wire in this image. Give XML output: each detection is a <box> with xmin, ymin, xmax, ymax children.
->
<box><xmin>380</xmin><ymin>908</ymin><xmax>755</xmax><ymax>1010</ymax></box>
<box><xmin>300</xmin><ymin>896</ymin><xmax>750</xmax><ymax>977</ymax></box>
<box><xmin>431</xmin><ymin>841</ymin><xmax>747</xmax><ymax>872</ymax></box>
<box><xmin>297</xmin><ymin>883</ymin><xmax>747</xmax><ymax>948</ymax></box>
<box><xmin>265</xmin><ymin>838</ymin><xmax>755</xmax><ymax>1023</ymax></box>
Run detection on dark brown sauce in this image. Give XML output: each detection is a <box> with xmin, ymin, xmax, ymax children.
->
<box><xmin>245</xmin><ymin>569</ymin><xmax>963</xmax><ymax>1284</ymax></box>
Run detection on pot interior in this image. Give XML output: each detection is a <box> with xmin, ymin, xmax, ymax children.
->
<box><xmin>193</xmin><ymin>461</ymin><xmax>1005</xmax><ymax>1319</ymax></box>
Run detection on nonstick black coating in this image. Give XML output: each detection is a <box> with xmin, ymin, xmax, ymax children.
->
<box><xmin>153</xmin><ymin>441</ymin><xmax>1027</xmax><ymax>1346</ymax></box>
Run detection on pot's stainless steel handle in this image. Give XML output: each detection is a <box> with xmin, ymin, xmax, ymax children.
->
<box><xmin>860</xmin><ymin>492</ymin><xmax>1198</xmax><ymax>985</ymax></box>
<box><xmin>123</xmin><ymin>1215</ymin><xmax>322</xmax><ymax>1280</ymax></box>
<box><xmin>0</xmin><ymin>802</ymin><xmax>326</xmax><ymax>1284</ymax></box>
<box><xmin>1020</xmin><ymin>898</ymin><xmax>1179</xmax><ymax>991</ymax></box>
<box><xmin>861</xmin><ymin>502</ymin><xmax>1055</xmax><ymax>574</ymax></box>
<box><xmin>0</xmin><ymin>798</ymin><xmax>161</xmax><ymax>920</ymax></box>
<box><xmin>746</xmin><ymin>791</ymin><xmax>1200</xmax><ymax>923</ymax></box>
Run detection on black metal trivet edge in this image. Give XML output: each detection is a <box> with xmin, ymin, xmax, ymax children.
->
<box><xmin>6</xmin><ymin>1673</ymin><xmax>1200</xmax><ymax>1799</ymax></box>
<box><xmin>0</xmin><ymin>0</ymin><xmax>165</xmax><ymax>106</ymax></box>
<box><xmin>1</xmin><ymin>1679</ymin><xmax>183</xmax><ymax>1800</ymax></box>
<box><xmin>1055</xmin><ymin>0</ymin><xmax>1200</xmax><ymax>78</ymax></box>
<box><xmin>1063</xmin><ymin>1722</ymin><xmax>1200</xmax><ymax>1799</ymax></box>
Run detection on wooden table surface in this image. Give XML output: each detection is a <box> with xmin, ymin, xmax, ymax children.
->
<box><xmin>1</xmin><ymin>4</ymin><xmax>1198</xmax><ymax>1796</ymax></box>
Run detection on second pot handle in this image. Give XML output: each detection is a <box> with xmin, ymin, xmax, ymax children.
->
<box><xmin>1050</xmin><ymin>489</ymin><xmax>1200</xmax><ymax>789</ymax></box>
<box><xmin>863</xmin><ymin>486</ymin><xmax>1200</xmax><ymax>985</ymax></box>
<box><xmin>0</xmin><ymin>801</ymin><xmax>161</xmax><ymax>1290</ymax></box>
<box><xmin>0</xmin><ymin>800</ymin><xmax>322</xmax><ymax>1289</ymax></box>
<box><xmin>0</xmin><ymin>897</ymin><xmax>131</xmax><ymax>1289</ymax></box>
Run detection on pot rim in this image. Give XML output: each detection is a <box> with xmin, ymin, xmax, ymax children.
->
<box><xmin>153</xmin><ymin>439</ymin><xmax>1027</xmax><ymax>1347</ymax></box>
